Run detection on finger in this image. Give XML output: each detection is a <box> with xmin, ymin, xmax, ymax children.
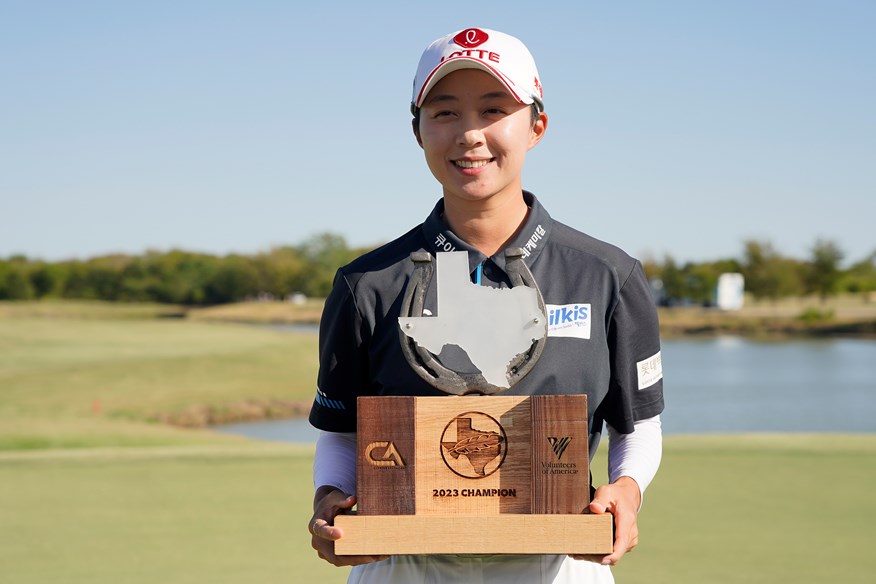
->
<box><xmin>310</xmin><ymin>493</ymin><xmax>357</xmax><ymax>539</ymax></box>
<box><xmin>310</xmin><ymin>495</ymin><xmax>389</xmax><ymax>567</ymax></box>
<box><xmin>335</xmin><ymin>494</ymin><xmax>357</xmax><ymax>511</ymax></box>
<box><xmin>313</xmin><ymin>537</ymin><xmax>388</xmax><ymax>567</ymax></box>
<box><xmin>602</xmin><ymin>511</ymin><xmax>638</xmax><ymax>565</ymax></box>
<box><xmin>317</xmin><ymin>493</ymin><xmax>356</xmax><ymax>517</ymax></box>
<box><xmin>585</xmin><ymin>485</ymin><xmax>640</xmax><ymax>566</ymax></box>
<box><xmin>569</xmin><ymin>552</ymin><xmax>634</xmax><ymax>566</ymax></box>
<box><xmin>323</xmin><ymin>495</ymin><xmax>356</xmax><ymax>523</ymax></box>
<box><xmin>571</xmin><ymin>506</ymin><xmax>618</xmax><ymax>564</ymax></box>
<box><xmin>312</xmin><ymin>518</ymin><xmax>345</xmax><ymax>541</ymax></box>
<box><xmin>315</xmin><ymin>548</ymin><xmax>388</xmax><ymax>566</ymax></box>
<box><xmin>344</xmin><ymin>554</ymin><xmax>390</xmax><ymax>566</ymax></box>
<box><xmin>569</xmin><ymin>554</ymin><xmax>606</xmax><ymax>563</ymax></box>
<box><xmin>328</xmin><ymin>554</ymin><xmax>391</xmax><ymax>567</ymax></box>
<box><xmin>569</xmin><ymin>533</ymin><xmax>637</xmax><ymax>566</ymax></box>
<box><xmin>589</xmin><ymin>485</ymin><xmax>614</xmax><ymax>515</ymax></box>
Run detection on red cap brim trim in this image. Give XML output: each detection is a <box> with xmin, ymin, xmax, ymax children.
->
<box><xmin>414</xmin><ymin>56</ymin><xmax>530</xmax><ymax>108</ymax></box>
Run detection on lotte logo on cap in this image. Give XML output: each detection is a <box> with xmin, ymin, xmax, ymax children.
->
<box><xmin>453</xmin><ymin>28</ymin><xmax>489</xmax><ymax>49</ymax></box>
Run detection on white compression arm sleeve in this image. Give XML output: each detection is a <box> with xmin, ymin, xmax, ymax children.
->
<box><xmin>312</xmin><ymin>430</ymin><xmax>357</xmax><ymax>496</ymax></box>
<box><xmin>607</xmin><ymin>414</ymin><xmax>663</xmax><ymax>503</ymax></box>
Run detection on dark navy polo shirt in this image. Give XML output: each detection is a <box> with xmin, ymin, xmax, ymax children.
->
<box><xmin>309</xmin><ymin>192</ymin><xmax>664</xmax><ymax>452</ymax></box>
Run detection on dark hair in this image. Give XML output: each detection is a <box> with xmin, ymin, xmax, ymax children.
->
<box><xmin>412</xmin><ymin>103</ymin><xmax>541</xmax><ymax>133</ymax></box>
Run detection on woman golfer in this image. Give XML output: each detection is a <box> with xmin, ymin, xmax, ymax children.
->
<box><xmin>307</xmin><ymin>27</ymin><xmax>664</xmax><ymax>584</ymax></box>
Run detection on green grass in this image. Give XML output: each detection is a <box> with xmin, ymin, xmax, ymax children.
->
<box><xmin>602</xmin><ymin>434</ymin><xmax>876</xmax><ymax>583</ymax></box>
<box><xmin>2</xmin><ymin>301</ymin><xmax>875</xmax><ymax>582</ymax></box>
<box><xmin>0</xmin><ymin>445</ymin><xmax>350</xmax><ymax>584</ymax></box>
<box><xmin>0</xmin><ymin>299</ymin><xmax>187</xmax><ymax>319</ymax></box>
<box><xmin>0</xmin><ymin>313</ymin><xmax>318</xmax><ymax>449</ymax></box>
<box><xmin>2</xmin><ymin>435</ymin><xmax>874</xmax><ymax>583</ymax></box>
<box><xmin>187</xmin><ymin>299</ymin><xmax>325</xmax><ymax>324</ymax></box>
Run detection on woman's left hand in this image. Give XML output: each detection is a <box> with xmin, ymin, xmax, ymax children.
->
<box><xmin>570</xmin><ymin>476</ymin><xmax>641</xmax><ymax>566</ymax></box>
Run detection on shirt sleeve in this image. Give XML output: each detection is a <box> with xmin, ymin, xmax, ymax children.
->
<box><xmin>313</xmin><ymin>431</ymin><xmax>358</xmax><ymax>495</ymax></box>
<box><xmin>597</xmin><ymin>260</ymin><xmax>665</xmax><ymax>434</ymax></box>
<box><xmin>308</xmin><ymin>269</ymin><xmax>369</xmax><ymax>433</ymax></box>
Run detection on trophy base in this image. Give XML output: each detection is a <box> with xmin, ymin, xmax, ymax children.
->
<box><xmin>335</xmin><ymin>513</ymin><xmax>613</xmax><ymax>555</ymax></box>
<box><xmin>342</xmin><ymin>395</ymin><xmax>613</xmax><ymax>556</ymax></box>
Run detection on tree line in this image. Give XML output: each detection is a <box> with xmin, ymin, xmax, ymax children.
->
<box><xmin>1</xmin><ymin>236</ymin><xmax>874</xmax><ymax>305</ymax></box>
<box><xmin>644</xmin><ymin>239</ymin><xmax>876</xmax><ymax>306</ymax></box>
<box><xmin>0</xmin><ymin>233</ymin><xmax>366</xmax><ymax>305</ymax></box>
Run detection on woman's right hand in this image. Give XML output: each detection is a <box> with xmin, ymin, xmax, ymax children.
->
<box><xmin>309</xmin><ymin>485</ymin><xmax>390</xmax><ymax>567</ymax></box>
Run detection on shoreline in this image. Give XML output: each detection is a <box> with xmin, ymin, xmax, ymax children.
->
<box><xmin>153</xmin><ymin>399</ymin><xmax>313</xmax><ymax>429</ymax></box>
<box><xmin>656</xmin><ymin>306</ymin><xmax>876</xmax><ymax>339</ymax></box>
<box><xmin>4</xmin><ymin>298</ymin><xmax>875</xmax><ymax>339</ymax></box>
<box><xmin>188</xmin><ymin>310</ymin><xmax>876</xmax><ymax>340</ymax></box>
<box><xmin>185</xmin><ymin>298</ymin><xmax>876</xmax><ymax>339</ymax></box>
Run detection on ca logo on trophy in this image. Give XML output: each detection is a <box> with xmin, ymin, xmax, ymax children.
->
<box><xmin>334</xmin><ymin>249</ymin><xmax>613</xmax><ymax>555</ymax></box>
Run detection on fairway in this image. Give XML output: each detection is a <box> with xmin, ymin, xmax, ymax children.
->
<box><xmin>0</xmin><ymin>445</ymin><xmax>350</xmax><ymax>584</ymax></box>
<box><xmin>2</xmin><ymin>303</ymin><xmax>875</xmax><ymax>582</ymax></box>
<box><xmin>605</xmin><ymin>434</ymin><xmax>876</xmax><ymax>583</ymax></box>
<box><xmin>2</xmin><ymin>436</ymin><xmax>875</xmax><ymax>583</ymax></box>
<box><xmin>0</xmin><ymin>310</ymin><xmax>318</xmax><ymax>449</ymax></box>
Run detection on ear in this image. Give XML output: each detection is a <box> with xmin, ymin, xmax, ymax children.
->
<box><xmin>528</xmin><ymin>111</ymin><xmax>548</xmax><ymax>150</ymax></box>
<box><xmin>412</xmin><ymin>118</ymin><xmax>423</xmax><ymax>148</ymax></box>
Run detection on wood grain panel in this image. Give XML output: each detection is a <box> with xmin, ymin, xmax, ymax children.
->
<box><xmin>530</xmin><ymin>395</ymin><xmax>590</xmax><ymax>514</ymax></box>
<box><xmin>335</xmin><ymin>513</ymin><xmax>613</xmax><ymax>555</ymax></box>
<box><xmin>414</xmin><ymin>396</ymin><xmax>531</xmax><ymax>515</ymax></box>
<box><xmin>356</xmin><ymin>396</ymin><xmax>415</xmax><ymax>515</ymax></box>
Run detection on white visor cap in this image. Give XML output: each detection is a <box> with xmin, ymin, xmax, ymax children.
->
<box><xmin>411</xmin><ymin>27</ymin><xmax>544</xmax><ymax>114</ymax></box>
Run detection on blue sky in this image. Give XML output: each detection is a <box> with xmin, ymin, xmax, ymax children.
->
<box><xmin>2</xmin><ymin>0</ymin><xmax>874</xmax><ymax>265</ymax></box>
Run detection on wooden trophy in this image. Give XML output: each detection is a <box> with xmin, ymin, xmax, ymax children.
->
<box><xmin>334</xmin><ymin>250</ymin><xmax>612</xmax><ymax>555</ymax></box>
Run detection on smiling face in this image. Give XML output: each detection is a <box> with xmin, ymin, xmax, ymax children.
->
<box><xmin>416</xmin><ymin>68</ymin><xmax>547</xmax><ymax>211</ymax></box>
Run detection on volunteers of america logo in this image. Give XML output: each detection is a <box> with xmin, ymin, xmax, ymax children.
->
<box><xmin>547</xmin><ymin>436</ymin><xmax>572</xmax><ymax>460</ymax></box>
<box><xmin>440</xmin><ymin>412</ymin><xmax>507</xmax><ymax>479</ymax></box>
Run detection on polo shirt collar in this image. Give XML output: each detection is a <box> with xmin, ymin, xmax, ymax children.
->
<box><xmin>421</xmin><ymin>191</ymin><xmax>553</xmax><ymax>275</ymax></box>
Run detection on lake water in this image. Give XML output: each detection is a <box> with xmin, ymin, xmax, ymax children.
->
<box><xmin>661</xmin><ymin>336</ymin><xmax>875</xmax><ymax>433</ymax></box>
<box><xmin>214</xmin><ymin>335</ymin><xmax>876</xmax><ymax>443</ymax></box>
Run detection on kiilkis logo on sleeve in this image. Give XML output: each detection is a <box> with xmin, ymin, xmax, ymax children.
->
<box><xmin>546</xmin><ymin>304</ymin><xmax>591</xmax><ymax>339</ymax></box>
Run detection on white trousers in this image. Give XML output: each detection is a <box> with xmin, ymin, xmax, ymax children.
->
<box><xmin>348</xmin><ymin>555</ymin><xmax>614</xmax><ymax>584</ymax></box>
